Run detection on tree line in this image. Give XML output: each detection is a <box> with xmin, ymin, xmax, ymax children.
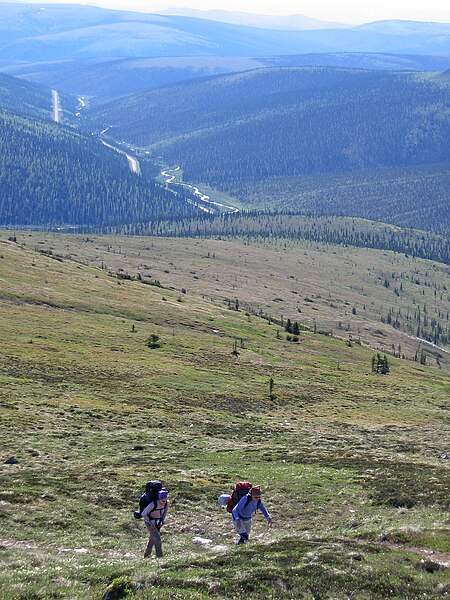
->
<box><xmin>97</xmin><ymin>212</ymin><xmax>449</xmax><ymax>265</ymax></box>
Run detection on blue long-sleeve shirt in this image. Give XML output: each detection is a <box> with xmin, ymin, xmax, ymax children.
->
<box><xmin>232</xmin><ymin>495</ymin><xmax>271</xmax><ymax>522</ymax></box>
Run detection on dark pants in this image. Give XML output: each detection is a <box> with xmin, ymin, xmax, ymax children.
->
<box><xmin>144</xmin><ymin>522</ymin><xmax>163</xmax><ymax>558</ymax></box>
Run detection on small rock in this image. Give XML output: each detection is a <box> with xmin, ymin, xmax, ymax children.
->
<box><xmin>193</xmin><ymin>537</ymin><xmax>213</xmax><ymax>546</ymax></box>
<box><xmin>5</xmin><ymin>456</ymin><xmax>18</xmax><ymax>464</ymax></box>
<box><xmin>210</xmin><ymin>544</ymin><xmax>228</xmax><ymax>553</ymax></box>
<box><xmin>131</xmin><ymin>446</ymin><xmax>144</xmax><ymax>451</ymax></box>
<box><xmin>349</xmin><ymin>552</ymin><xmax>364</xmax><ymax>561</ymax></box>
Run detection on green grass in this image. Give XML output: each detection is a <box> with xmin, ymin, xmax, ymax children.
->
<box><xmin>0</xmin><ymin>234</ymin><xmax>449</xmax><ymax>599</ymax></box>
<box><xmin>14</xmin><ymin>229</ymin><xmax>449</xmax><ymax>369</ymax></box>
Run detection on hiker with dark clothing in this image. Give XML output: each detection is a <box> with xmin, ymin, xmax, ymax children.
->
<box><xmin>232</xmin><ymin>485</ymin><xmax>272</xmax><ymax>544</ymax></box>
<box><xmin>142</xmin><ymin>489</ymin><xmax>169</xmax><ymax>558</ymax></box>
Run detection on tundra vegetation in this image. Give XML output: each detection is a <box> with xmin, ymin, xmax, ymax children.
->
<box><xmin>0</xmin><ymin>233</ymin><xmax>448</xmax><ymax>599</ymax></box>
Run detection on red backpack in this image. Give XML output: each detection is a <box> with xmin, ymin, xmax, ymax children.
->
<box><xmin>226</xmin><ymin>481</ymin><xmax>253</xmax><ymax>513</ymax></box>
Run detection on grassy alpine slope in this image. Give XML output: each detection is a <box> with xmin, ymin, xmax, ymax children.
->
<box><xmin>18</xmin><ymin>229</ymin><xmax>450</xmax><ymax>368</ymax></box>
<box><xmin>0</xmin><ymin>233</ymin><xmax>449</xmax><ymax>599</ymax></box>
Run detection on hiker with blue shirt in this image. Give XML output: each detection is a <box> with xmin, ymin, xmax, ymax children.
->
<box><xmin>232</xmin><ymin>485</ymin><xmax>272</xmax><ymax>545</ymax></box>
<box><xmin>142</xmin><ymin>488</ymin><xmax>169</xmax><ymax>558</ymax></box>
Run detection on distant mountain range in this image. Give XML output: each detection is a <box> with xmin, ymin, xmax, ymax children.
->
<box><xmin>0</xmin><ymin>3</ymin><xmax>449</xmax><ymax>236</ymax></box>
<box><xmin>155</xmin><ymin>8</ymin><xmax>348</xmax><ymax>30</ymax></box>
<box><xmin>0</xmin><ymin>3</ymin><xmax>448</xmax><ymax>62</ymax></box>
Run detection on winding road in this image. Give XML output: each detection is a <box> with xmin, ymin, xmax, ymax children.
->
<box><xmin>50</xmin><ymin>92</ymin><xmax>235</xmax><ymax>212</ymax></box>
<box><xmin>101</xmin><ymin>140</ymin><xmax>141</xmax><ymax>175</ymax></box>
<box><xmin>161</xmin><ymin>166</ymin><xmax>239</xmax><ymax>215</ymax></box>
<box><xmin>100</xmin><ymin>128</ymin><xmax>141</xmax><ymax>175</ymax></box>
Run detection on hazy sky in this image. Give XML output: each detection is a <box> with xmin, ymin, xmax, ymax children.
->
<box><xmin>8</xmin><ymin>0</ymin><xmax>450</xmax><ymax>24</ymax></box>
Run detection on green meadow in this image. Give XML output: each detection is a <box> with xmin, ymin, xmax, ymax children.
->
<box><xmin>0</xmin><ymin>233</ymin><xmax>448</xmax><ymax>599</ymax></box>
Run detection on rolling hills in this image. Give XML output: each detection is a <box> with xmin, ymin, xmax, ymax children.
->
<box><xmin>0</xmin><ymin>2</ymin><xmax>448</xmax><ymax>62</ymax></box>
<box><xmin>85</xmin><ymin>67</ymin><xmax>450</xmax><ymax>234</ymax></box>
<box><xmin>1</xmin><ymin>60</ymin><xmax>449</xmax><ymax>237</ymax></box>
<box><xmin>1</xmin><ymin>56</ymin><xmax>265</xmax><ymax>99</ymax></box>
<box><xmin>3</xmin><ymin>53</ymin><xmax>450</xmax><ymax>100</ymax></box>
<box><xmin>155</xmin><ymin>7</ymin><xmax>347</xmax><ymax>30</ymax></box>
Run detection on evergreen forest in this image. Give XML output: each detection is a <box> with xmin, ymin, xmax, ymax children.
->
<box><xmin>86</xmin><ymin>68</ymin><xmax>450</xmax><ymax>235</ymax></box>
<box><xmin>0</xmin><ymin>109</ymin><xmax>200</xmax><ymax>228</ymax></box>
<box><xmin>0</xmin><ymin>72</ymin><xmax>77</xmax><ymax>122</ymax></box>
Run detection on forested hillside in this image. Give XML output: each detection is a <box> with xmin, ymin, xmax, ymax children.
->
<box><xmin>0</xmin><ymin>72</ymin><xmax>77</xmax><ymax>121</ymax></box>
<box><xmin>0</xmin><ymin>56</ymin><xmax>262</xmax><ymax>99</ymax></box>
<box><xmin>4</xmin><ymin>53</ymin><xmax>450</xmax><ymax>100</ymax></box>
<box><xmin>86</xmin><ymin>67</ymin><xmax>450</xmax><ymax>234</ymax></box>
<box><xmin>0</xmin><ymin>109</ymin><xmax>200</xmax><ymax>228</ymax></box>
<box><xmin>112</xmin><ymin>213</ymin><xmax>449</xmax><ymax>265</ymax></box>
<box><xmin>229</xmin><ymin>164</ymin><xmax>450</xmax><ymax>236</ymax></box>
<box><xmin>262</xmin><ymin>52</ymin><xmax>450</xmax><ymax>71</ymax></box>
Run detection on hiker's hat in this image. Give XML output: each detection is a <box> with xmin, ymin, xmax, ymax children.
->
<box><xmin>158</xmin><ymin>489</ymin><xmax>168</xmax><ymax>500</ymax></box>
<box><xmin>251</xmin><ymin>485</ymin><xmax>261</xmax><ymax>495</ymax></box>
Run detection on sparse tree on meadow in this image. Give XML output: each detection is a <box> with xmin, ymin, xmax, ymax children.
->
<box><xmin>269</xmin><ymin>378</ymin><xmax>275</xmax><ymax>400</ymax></box>
<box><xmin>372</xmin><ymin>353</ymin><xmax>389</xmax><ymax>374</ymax></box>
<box><xmin>146</xmin><ymin>334</ymin><xmax>161</xmax><ymax>349</ymax></box>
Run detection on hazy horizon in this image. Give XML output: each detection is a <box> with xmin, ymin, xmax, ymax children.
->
<box><xmin>2</xmin><ymin>0</ymin><xmax>450</xmax><ymax>25</ymax></box>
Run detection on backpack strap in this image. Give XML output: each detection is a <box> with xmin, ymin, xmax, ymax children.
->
<box><xmin>237</xmin><ymin>496</ymin><xmax>261</xmax><ymax>520</ymax></box>
<box><xmin>244</xmin><ymin>495</ymin><xmax>261</xmax><ymax>510</ymax></box>
<box><xmin>146</xmin><ymin>500</ymin><xmax>165</xmax><ymax>525</ymax></box>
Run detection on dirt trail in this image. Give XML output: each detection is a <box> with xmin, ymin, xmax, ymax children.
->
<box><xmin>378</xmin><ymin>541</ymin><xmax>450</xmax><ymax>567</ymax></box>
<box><xmin>0</xmin><ymin>538</ymin><xmax>141</xmax><ymax>560</ymax></box>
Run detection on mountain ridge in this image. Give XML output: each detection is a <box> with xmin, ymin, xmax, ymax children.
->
<box><xmin>4</xmin><ymin>53</ymin><xmax>450</xmax><ymax>100</ymax></box>
<box><xmin>155</xmin><ymin>7</ymin><xmax>348</xmax><ymax>30</ymax></box>
<box><xmin>0</xmin><ymin>3</ymin><xmax>448</xmax><ymax>61</ymax></box>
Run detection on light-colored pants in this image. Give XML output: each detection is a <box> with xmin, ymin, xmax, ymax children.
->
<box><xmin>144</xmin><ymin>522</ymin><xmax>163</xmax><ymax>558</ymax></box>
<box><xmin>234</xmin><ymin>519</ymin><xmax>252</xmax><ymax>536</ymax></box>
